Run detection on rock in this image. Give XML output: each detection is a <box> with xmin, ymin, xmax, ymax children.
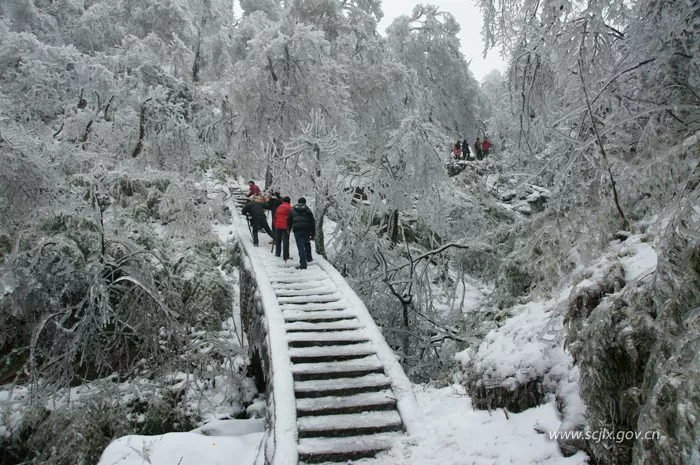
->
<box><xmin>526</xmin><ymin>192</ymin><xmax>541</xmax><ymax>203</ymax></box>
<box><xmin>530</xmin><ymin>184</ymin><xmax>552</xmax><ymax>197</ymax></box>
<box><xmin>514</xmin><ymin>202</ymin><xmax>532</xmax><ymax>215</ymax></box>
<box><xmin>614</xmin><ymin>230</ymin><xmax>631</xmax><ymax>241</ymax></box>
<box><xmin>557</xmin><ymin>426</ymin><xmax>588</xmax><ymax>457</ymax></box>
<box><xmin>500</xmin><ymin>191</ymin><xmax>517</xmax><ymax>202</ymax></box>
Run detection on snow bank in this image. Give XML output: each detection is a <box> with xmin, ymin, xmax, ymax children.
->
<box><xmin>378</xmin><ymin>385</ymin><xmax>586</xmax><ymax>465</ymax></box>
<box><xmin>98</xmin><ymin>422</ymin><xmax>264</xmax><ymax>465</ymax></box>
<box><xmin>471</xmin><ymin>298</ymin><xmax>570</xmax><ymax>389</ymax></box>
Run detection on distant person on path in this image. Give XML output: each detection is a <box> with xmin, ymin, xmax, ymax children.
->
<box><xmin>287</xmin><ymin>197</ymin><xmax>315</xmax><ymax>270</ymax></box>
<box><xmin>474</xmin><ymin>138</ymin><xmax>483</xmax><ymax>161</ymax></box>
<box><xmin>273</xmin><ymin>196</ymin><xmax>293</xmax><ymax>262</ymax></box>
<box><xmin>482</xmin><ymin>137</ymin><xmax>493</xmax><ymax>157</ymax></box>
<box><xmin>247</xmin><ymin>180</ymin><xmax>261</xmax><ymax>197</ymax></box>
<box><xmin>452</xmin><ymin>141</ymin><xmax>462</xmax><ymax>160</ymax></box>
<box><xmin>462</xmin><ymin>138</ymin><xmax>470</xmax><ymax>159</ymax></box>
<box><xmin>242</xmin><ymin>199</ymin><xmax>274</xmax><ymax>246</ymax></box>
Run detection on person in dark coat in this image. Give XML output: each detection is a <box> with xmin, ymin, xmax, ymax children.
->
<box><xmin>462</xmin><ymin>138</ymin><xmax>470</xmax><ymax>159</ymax></box>
<box><xmin>287</xmin><ymin>197</ymin><xmax>315</xmax><ymax>270</ymax></box>
<box><xmin>241</xmin><ymin>199</ymin><xmax>273</xmax><ymax>246</ymax></box>
<box><xmin>474</xmin><ymin>137</ymin><xmax>484</xmax><ymax>161</ymax></box>
<box><xmin>266</xmin><ymin>191</ymin><xmax>282</xmax><ymax>235</ymax></box>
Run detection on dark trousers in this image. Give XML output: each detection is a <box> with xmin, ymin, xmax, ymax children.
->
<box><xmin>252</xmin><ymin>217</ymin><xmax>273</xmax><ymax>246</ymax></box>
<box><xmin>275</xmin><ymin>228</ymin><xmax>290</xmax><ymax>259</ymax></box>
<box><xmin>293</xmin><ymin>230</ymin><xmax>313</xmax><ymax>269</ymax></box>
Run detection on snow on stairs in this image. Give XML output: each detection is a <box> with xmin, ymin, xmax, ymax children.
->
<box><xmin>230</xmin><ymin>188</ymin><xmax>405</xmax><ymax>464</ymax></box>
<box><xmin>279</xmin><ymin>278</ymin><xmax>405</xmax><ymax>463</ymax></box>
<box><xmin>272</xmin><ymin>268</ymin><xmax>403</xmax><ymax>464</ymax></box>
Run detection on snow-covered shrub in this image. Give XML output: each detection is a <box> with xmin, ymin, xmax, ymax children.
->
<box><xmin>566</xmin><ymin>270</ymin><xmax>656</xmax><ymax>464</ymax></box>
<box><xmin>172</xmin><ymin>243</ymin><xmax>233</xmax><ymax>331</ymax></box>
<box><xmin>8</xmin><ymin>403</ymin><xmax>132</xmax><ymax>465</ymax></box>
<box><xmin>492</xmin><ymin>258</ymin><xmax>533</xmax><ymax>308</ymax></box>
<box><xmin>632</xmin><ymin>194</ymin><xmax>700</xmax><ymax>465</ymax></box>
<box><xmin>461</xmin><ymin>299</ymin><xmax>571</xmax><ymax>413</ymax></box>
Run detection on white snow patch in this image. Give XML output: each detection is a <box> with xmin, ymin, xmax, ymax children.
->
<box><xmin>191</xmin><ymin>418</ymin><xmax>266</xmax><ymax>436</ymax></box>
<box><xmin>374</xmin><ymin>385</ymin><xmax>586</xmax><ymax>465</ymax></box>
<box><xmin>473</xmin><ymin>300</ymin><xmax>569</xmax><ymax>387</ymax></box>
<box><xmin>613</xmin><ymin>235</ymin><xmax>657</xmax><ymax>283</ymax></box>
<box><xmin>97</xmin><ymin>427</ymin><xmax>264</xmax><ymax>465</ymax></box>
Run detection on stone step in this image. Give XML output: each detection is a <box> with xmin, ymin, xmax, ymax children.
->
<box><xmin>295</xmin><ymin>374</ymin><xmax>393</xmax><ymax>398</ymax></box>
<box><xmin>296</xmin><ymin>390</ymin><xmax>397</xmax><ymax>417</ymax></box>
<box><xmin>297</xmin><ymin>434</ymin><xmax>399</xmax><ymax>464</ymax></box>
<box><xmin>289</xmin><ymin>343</ymin><xmax>376</xmax><ymax>363</ymax></box>
<box><xmin>275</xmin><ymin>287</ymin><xmax>339</xmax><ymax>297</ymax></box>
<box><xmin>268</xmin><ymin>272</ymin><xmax>327</xmax><ymax>283</ymax></box>
<box><xmin>291</xmin><ymin>356</ymin><xmax>384</xmax><ymax>381</ymax></box>
<box><xmin>285</xmin><ymin>320</ymin><xmax>363</xmax><ymax>333</ymax></box>
<box><xmin>283</xmin><ymin>310</ymin><xmax>356</xmax><ymax>322</ymax></box>
<box><xmin>272</xmin><ymin>280</ymin><xmax>335</xmax><ymax>290</ymax></box>
<box><xmin>287</xmin><ymin>330</ymin><xmax>370</xmax><ymax>347</ymax></box>
<box><xmin>280</xmin><ymin>301</ymin><xmax>349</xmax><ymax>312</ymax></box>
<box><xmin>297</xmin><ymin>411</ymin><xmax>403</xmax><ymax>438</ymax></box>
<box><xmin>277</xmin><ymin>293</ymin><xmax>344</xmax><ymax>304</ymax></box>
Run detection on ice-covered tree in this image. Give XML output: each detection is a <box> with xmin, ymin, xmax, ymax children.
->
<box><xmin>386</xmin><ymin>5</ymin><xmax>480</xmax><ymax>139</ymax></box>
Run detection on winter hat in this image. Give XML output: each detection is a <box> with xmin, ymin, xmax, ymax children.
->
<box><xmin>298</xmin><ymin>197</ymin><xmax>306</xmax><ymax>204</ymax></box>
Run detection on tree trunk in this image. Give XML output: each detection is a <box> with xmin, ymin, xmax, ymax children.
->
<box><xmin>131</xmin><ymin>100</ymin><xmax>148</xmax><ymax>158</ymax></box>
<box><xmin>388</xmin><ymin>209</ymin><xmax>399</xmax><ymax>245</ymax></box>
<box><xmin>402</xmin><ymin>302</ymin><xmax>410</xmax><ymax>357</ymax></box>
<box><xmin>315</xmin><ymin>203</ymin><xmax>327</xmax><ymax>259</ymax></box>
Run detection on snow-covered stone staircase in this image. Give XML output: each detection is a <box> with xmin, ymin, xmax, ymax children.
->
<box><xmin>229</xmin><ymin>188</ymin><xmax>411</xmax><ymax>464</ymax></box>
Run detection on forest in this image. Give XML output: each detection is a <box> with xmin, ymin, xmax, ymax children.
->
<box><xmin>0</xmin><ymin>0</ymin><xmax>698</xmax><ymax>464</ymax></box>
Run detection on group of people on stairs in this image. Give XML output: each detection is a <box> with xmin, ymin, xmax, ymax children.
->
<box><xmin>241</xmin><ymin>181</ymin><xmax>316</xmax><ymax>270</ymax></box>
<box><xmin>452</xmin><ymin>136</ymin><xmax>492</xmax><ymax>161</ymax></box>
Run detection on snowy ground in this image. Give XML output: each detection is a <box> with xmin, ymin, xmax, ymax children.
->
<box><xmin>96</xmin><ymin>385</ymin><xmax>585</xmax><ymax>465</ymax></box>
<box><xmin>97</xmin><ymin>419</ymin><xmax>265</xmax><ymax>465</ymax></box>
<box><xmin>376</xmin><ymin>385</ymin><xmax>586</xmax><ymax>465</ymax></box>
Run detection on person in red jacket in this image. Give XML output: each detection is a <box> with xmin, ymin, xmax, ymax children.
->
<box><xmin>481</xmin><ymin>137</ymin><xmax>493</xmax><ymax>157</ymax></box>
<box><xmin>273</xmin><ymin>196</ymin><xmax>293</xmax><ymax>261</ymax></box>
<box><xmin>247</xmin><ymin>181</ymin><xmax>261</xmax><ymax>197</ymax></box>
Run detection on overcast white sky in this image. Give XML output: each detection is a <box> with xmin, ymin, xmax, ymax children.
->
<box><xmin>377</xmin><ymin>0</ymin><xmax>506</xmax><ymax>82</ymax></box>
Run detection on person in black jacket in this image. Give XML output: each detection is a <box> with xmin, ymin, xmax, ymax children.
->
<box><xmin>287</xmin><ymin>197</ymin><xmax>315</xmax><ymax>269</ymax></box>
<box><xmin>241</xmin><ymin>199</ymin><xmax>274</xmax><ymax>246</ymax></box>
<box><xmin>462</xmin><ymin>138</ymin><xmax>470</xmax><ymax>160</ymax></box>
<box><xmin>266</xmin><ymin>191</ymin><xmax>282</xmax><ymax>235</ymax></box>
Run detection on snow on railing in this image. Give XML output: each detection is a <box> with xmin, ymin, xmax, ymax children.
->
<box><xmin>230</xmin><ymin>210</ymin><xmax>298</xmax><ymax>465</ymax></box>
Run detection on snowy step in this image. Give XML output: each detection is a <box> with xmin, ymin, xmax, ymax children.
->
<box><xmin>297</xmin><ymin>434</ymin><xmax>399</xmax><ymax>464</ymax></box>
<box><xmin>289</xmin><ymin>343</ymin><xmax>376</xmax><ymax>363</ymax></box>
<box><xmin>275</xmin><ymin>287</ymin><xmax>339</xmax><ymax>297</ymax></box>
<box><xmin>285</xmin><ymin>320</ymin><xmax>363</xmax><ymax>333</ymax></box>
<box><xmin>277</xmin><ymin>293</ymin><xmax>344</xmax><ymax>304</ymax></box>
<box><xmin>295</xmin><ymin>374</ymin><xmax>393</xmax><ymax>398</ymax></box>
<box><xmin>297</xmin><ymin>411</ymin><xmax>403</xmax><ymax>438</ymax></box>
<box><xmin>283</xmin><ymin>310</ymin><xmax>357</xmax><ymax>322</ymax></box>
<box><xmin>296</xmin><ymin>390</ymin><xmax>397</xmax><ymax>416</ymax></box>
<box><xmin>291</xmin><ymin>356</ymin><xmax>384</xmax><ymax>381</ymax></box>
<box><xmin>287</xmin><ymin>330</ymin><xmax>370</xmax><ymax>347</ymax></box>
<box><xmin>268</xmin><ymin>272</ymin><xmax>327</xmax><ymax>283</ymax></box>
<box><xmin>272</xmin><ymin>280</ymin><xmax>335</xmax><ymax>290</ymax></box>
<box><xmin>280</xmin><ymin>301</ymin><xmax>350</xmax><ymax>312</ymax></box>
